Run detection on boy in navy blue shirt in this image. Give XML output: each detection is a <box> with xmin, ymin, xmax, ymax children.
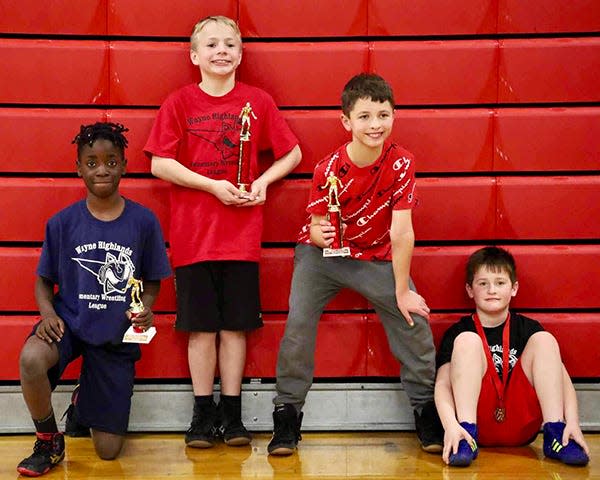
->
<box><xmin>17</xmin><ymin>122</ymin><xmax>171</xmax><ymax>477</ymax></box>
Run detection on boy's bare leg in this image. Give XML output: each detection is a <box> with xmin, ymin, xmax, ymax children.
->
<box><xmin>91</xmin><ymin>430</ymin><xmax>125</xmax><ymax>460</ymax></box>
<box><xmin>450</xmin><ymin>332</ymin><xmax>487</xmax><ymax>423</ymax></box>
<box><xmin>218</xmin><ymin>330</ymin><xmax>246</xmax><ymax>395</ymax></box>
<box><xmin>19</xmin><ymin>336</ymin><xmax>59</xmax><ymax>420</ymax></box>
<box><xmin>188</xmin><ymin>332</ymin><xmax>217</xmax><ymax>395</ymax></box>
<box><xmin>519</xmin><ymin>331</ymin><xmax>564</xmax><ymax>421</ymax></box>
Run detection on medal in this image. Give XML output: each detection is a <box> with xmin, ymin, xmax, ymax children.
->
<box><xmin>474</xmin><ymin>313</ymin><xmax>511</xmax><ymax>424</ymax></box>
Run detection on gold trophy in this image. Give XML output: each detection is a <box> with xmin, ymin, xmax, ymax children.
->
<box><xmin>322</xmin><ymin>171</ymin><xmax>351</xmax><ymax>257</ymax></box>
<box><xmin>122</xmin><ymin>277</ymin><xmax>156</xmax><ymax>344</ymax></box>
<box><xmin>237</xmin><ymin>102</ymin><xmax>256</xmax><ymax>198</ymax></box>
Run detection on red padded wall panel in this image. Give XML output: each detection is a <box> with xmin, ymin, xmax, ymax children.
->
<box><xmin>497</xmin><ymin>176</ymin><xmax>600</xmax><ymax>240</ymax></box>
<box><xmin>368</xmin><ymin>0</ymin><xmax>498</xmax><ymax>36</ymax></box>
<box><xmin>106</xmin><ymin>109</ymin><xmax>157</xmax><ymax>173</ymax></box>
<box><xmin>109</xmin><ymin>42</ymin><xmax>197</xmax><ymax>106</ymax></box>
<box><xmin>508</xmin><ymin>245</ymin><xmax>600</xmax><ymax>310</ymax></box>
<box><xmin>370</xmin><ymin>41</ymin><xmax>498</xmax><ymax>105</ymax></box>
<box><xmin>262</xmin><ymin>180</ymin><xmax>311</xmax><ymax>243</ymax></box>
<box><xmin>538</xmin><ymin>314</ymin><xmax>600</xmax><ymax>378</ymax></box>
<box><xmin>499</xmin><ymin>38</ymin><xmax>600</xmax><ymax>103</ymax></box>
<box><xmin>0</xmin><ymin>40</ymin><xmax>109</xmax><ymax>105</ymax></box>
<box><xmin>108</xmin><ymin>0</ymin><xmax>237</xmax><ymax>36</ymax></box>
<box><xmin>239</xmin><ymin>0</ymin><xmax>367</xmax><ymax>37</ymax></box>
<box><xmin>498</xmin><ymin>0</ymin><xmax>600</xmax><ymax>34</ymax></box>
<box><xmin>494</xmin><ymin>107</ymin><xmax>600</xmax><ymax>172</ymax></box>
<box><xmin>0</xmin><ymin>179</ymin><xmax>169</xmax><ymax>242</ymax></box>
<box><xmin>414</xmin><ymin>177</ymin><xmax>496</xmax><ymax>241</ymax></box>
<box><xmin>281</xmin><ymin>111</ymin><xmax>350</xmax><ymax>174</ymax></box>
<box><xmin>394</xmin><ymin>109</ymin><xmax>494</xmax><ymax>173</ymax></box>
<box><xmin>0</xmin><ymin>248</ymin><xmax>39</xmax><ymax>312</ymax></box>
<box><xmin>0</xmin><ymin>0</ymin><xmax>107</xmax><ymax>35</ymax></box>
<box><xmin>0</xmin><ymin>109</ymin><xmax>106</xmax><ymax>173</ymax></box>
<box><xmin>238</xmin><ymin>43</ymin><xmax>369</xmax><ymax>107</ymax></box>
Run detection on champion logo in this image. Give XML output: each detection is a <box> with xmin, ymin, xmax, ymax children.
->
<box><xmin>393</xmin><ymin>156</ymin><xmax>410</xmax><ymax>171</ymax></box>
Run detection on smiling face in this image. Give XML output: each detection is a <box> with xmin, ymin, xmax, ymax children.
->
<box><xmin>466</xmin><ymin>266</ymin><xmax>519</xmax><ymax>319</ymax></box>
<box><xmin>341</xmin><ymin>97</ymin><xmax>394</xmax><ymax>152</ymax></box>
<box><xmin>190</xmin><ymin>20</ymin><xmax>242</xmax><ymax>80</ymax></box>
<box><xmin>77</xmin><ymin>138</ymin><xmax>126</xmax><ymax>201</ymax></box>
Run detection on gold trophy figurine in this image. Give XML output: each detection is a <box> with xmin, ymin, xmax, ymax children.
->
<box><xmin>322</xmin><ymin>171</ymin><xmax>351</xmax><ymax>258</ymax></box>
<box><xmin>122</xmin><ymin>276</ymin><xmax>157</xmax><ymax>344</ymax></box>
<box><xmin>237</xmin><ymin>102</ymin><xmax>257</xmax><ymax>196</ymax></box>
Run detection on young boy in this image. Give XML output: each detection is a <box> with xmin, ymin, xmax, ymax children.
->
<box><xmin>268</xmin><ymin>73</ymin><xmax>442</xmax><ymax>455</ymax></box>
<box><xmin>144</xmin><ymin>16</ymin><xmax>301</xmax><ymax>448</ymax></box>
<box><xmin>435</xmin><ymin>246</ymin><xmax>590</xmax><ymax>467</ymax></box>
<box><xmin>17</xmin><ymin>122</ymin><xmax>171</xmax><ymax>476</ymax></box>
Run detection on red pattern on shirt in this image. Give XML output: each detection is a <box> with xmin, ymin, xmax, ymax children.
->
<box><xmin>298</xmin><ymin>142</ymin><xmax>416</xmax><ymax>261</ymax></box>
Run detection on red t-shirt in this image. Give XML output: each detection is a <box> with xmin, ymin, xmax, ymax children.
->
<box><xmin>144</xmin><ymin>82</ymin><xmax>298</xmax><ymax>267</ymax></box>
<box><xmin>298</xmin><ymin>142</ymin><xmax>416</xmax><ymax>261</ymax></box>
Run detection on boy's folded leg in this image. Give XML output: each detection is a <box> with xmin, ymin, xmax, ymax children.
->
<box><xmin>414</xmin><ymin>400</ymin><xmax>444</xmax><ymax>453</ymax></box>
<box><xmin>448</xmin><ymin>422</ymin><xmax>478</xmax><ymax>467</ymax></box>
<box><xmin>543</xmin><ymin>422</ymin><xmax>589</xmax><ymax>466</ymax></box>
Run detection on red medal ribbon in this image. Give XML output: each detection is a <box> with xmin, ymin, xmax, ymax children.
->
<box><xmin>473</xmin><ymin>312</ymin><xmax>510</xmax><ymax>422</ymax></box>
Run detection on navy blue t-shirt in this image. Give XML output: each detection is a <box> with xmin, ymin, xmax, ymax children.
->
<box><xmin>37</xmin><ymin>198</ymin><xmax>171</xmax><ymax>346</ymax></box>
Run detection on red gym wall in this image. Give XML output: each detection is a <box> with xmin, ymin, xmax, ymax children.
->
<box><xmin>1</xmin><ymin>1</ymin><xmax>599</xmax><ymax>381</ymax></box>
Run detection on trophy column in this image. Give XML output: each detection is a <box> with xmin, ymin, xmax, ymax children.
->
<box><xmin>237</xmin><ymin>102</ymin><xmax>256</xmax><ymax>196</ymax></box>
<box><xmin>322</xmin><ymin>172</ymin><xmax>351</xmax><ymax>257</ymax></box>
<box><xmin>122</xmin><ymin>277</ymin><xmax>156</xmax><ymax>344</ymax></box>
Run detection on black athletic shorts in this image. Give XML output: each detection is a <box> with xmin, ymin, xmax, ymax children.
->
<box><xmin>174</xmin><ymin>261</ymin><xmax>263</xmax><ymax>332</ymax></box>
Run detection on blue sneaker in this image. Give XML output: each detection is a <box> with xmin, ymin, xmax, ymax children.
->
<box><xmin>543</xmin><ymin>422</ymin><xmax>589</xmax><ymax>466</ymax></box>
<box><xmin>448</xmin><ymin>422</ymin><xmax>478</xmax><ymax>467</ymax></box>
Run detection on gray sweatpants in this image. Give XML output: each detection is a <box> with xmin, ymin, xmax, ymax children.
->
<box><xmin>274</xmin><ymin>243</ymin><xmax>436</xmax><ymax>411</ymax></box>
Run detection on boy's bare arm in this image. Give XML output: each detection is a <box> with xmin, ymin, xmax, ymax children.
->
<box><xmin>390</xmin><ymin>209</ymin><xmax>430</xmax><ymax>325</ymax></box>
<box><xmin>34</xmin><ymin>276</ymin><xmax>64</xmax><ymax>344</ymax></box>
<box><xmin>243</xmin><ymin>145</ymin><xmax>302</xmax><ymax>206</ymax></box>
<box><xmin>151</xmin><ymin>155</ymin><xmax>248</xmax><ymax>205</ymax></box>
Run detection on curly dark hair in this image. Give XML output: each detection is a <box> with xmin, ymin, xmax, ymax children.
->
<box><xmin>72</xmin><ymin>122</ymin><xmax>129</xmax><ymax>156</ymax></box>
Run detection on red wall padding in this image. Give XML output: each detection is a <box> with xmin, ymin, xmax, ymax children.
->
<box><xmin>368</xmin><ymin>0</ymin><xmax>498</xmax><ymax>36</ymax></box>
<box><xmin>107</xmin><ymin>0</ymin><xmax>237</xmax><ymax>36</ymax></box>
<box><xmin>499</xmin><ymin>38</ymin><xmax>600</xmax><ymax>103</ymax></box>
<box><xmin>239</xmin><ymin>0</ymin><xmax>368</xmax><ymax>37</ymax></box>
<box><xmin>5</xmin><ymin>107</ymin><xmax>599</xmax><ymax>175</ymax></box>
<box><xmin>498</xmin><ymin>0</ymin><xmax>600</xmax><ymax>34</ymax></box>
<box><xmin>4</xmin><ymin>245</ymin><xmax>599</xmax><ymax>313</ymax></box>
<box><xmin>3</xmin><ymin>312</ymin><xmax>598</xmax><ymax>381</ymax></box>
<box><xmin>0</xmin><ymin>0</ymin><xmax>107</xmax><ymax>35</ymax></box>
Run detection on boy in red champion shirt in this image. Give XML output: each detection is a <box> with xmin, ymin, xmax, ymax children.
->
<box><xmin>144</xmin><ymin>15</ymin><xmax>301</xmax><ymax>448</ymax></box>
<box><xmin>435</xmin><ymin>246</ymin><xmax>590</xmax><ymax>467</ymax></box>
<box><xmin>268</xmin><ymin>73</ymin><xmax>443</xmax><ymax>455</ymax></box>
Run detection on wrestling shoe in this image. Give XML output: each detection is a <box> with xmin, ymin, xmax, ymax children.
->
<box><xmin>62</xmin><ymin>384</ymin><xmax>90</xmax><ymax>437</ymax></box>
<box><xmin>217</xmin><ymin>395</ymin><xmax>252</xmax><ymax>446</ymax></box>
<box><xmin>543</xmin><ymin>421</ymin><xmax>589</xmax><ymax>466</ymax></box>
<box><xmin>17</xmin><ymin>432</ymin><xmax>65</xmax><ymax>477</ymax></box>
<box><xmin>414</xmin><ymin>400</ymin><xmax>444</xmax><ymax>453</ymax></box>
<box><xmin>448</xmin><ymin>422</ymin><xmax>479</xmax><ymax>467</ymax></box>
<box><xmin>185</xmin><ymin>400</ymin><xmax>219</xmax><ymax>448</ymax></box>
<box><xmin>268</xmin><ymin>404</ymin><xmax>303</xmax><ymax>456</ymax></box>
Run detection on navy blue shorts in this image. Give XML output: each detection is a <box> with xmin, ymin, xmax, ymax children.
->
<box><xmin>174</xmin><ymin>261</ymin><xmax>263</xmax><ymax>332</ymax></box>
<box><xmin>31</xmin><ymin>323</ymin><xmax>141</xmax><ymax>435</ymax></box>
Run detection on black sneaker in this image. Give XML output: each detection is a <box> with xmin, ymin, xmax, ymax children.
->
<box><xmin>267</xmin><ymin>404</ymin><xmax>303</xmax><ymax>456</ymax></box>
<box><xmin>217</xmin><ymin>397</ymin><xmax>252</xmax><ymax>446</ymax></box>
<box><xmin>185</xmin><ymin>401</ymin><xmax>219</xmax><ymax>448</ymax></box>
<box><xmin>414</xmin><ymin>400</ymin><xmax>444</xmax><ymax>453</ymax></box>
<box><xmin>17</xmin><ymin>432</ymin><xmax>65</xmax><ymax>477</ymax></box>
<box><xmin>61</xmin><ymin>384</ymin><xmax>90</xmax><ymax>437</ymax></box>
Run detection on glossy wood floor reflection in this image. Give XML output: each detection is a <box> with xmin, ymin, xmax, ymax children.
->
<box><xmin>1</xmin><ymin>432</ymin><xmax>597</xmax><ymax>479</ymax></box>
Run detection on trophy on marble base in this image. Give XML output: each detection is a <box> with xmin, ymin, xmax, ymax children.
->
<box><xmin>321</xmin><ymin>171</ymin><xmax>350</xmax><ymax>258</ymax></box>
<box><xmin>237</xmin><ymin>102</ymin><xmax>257</xmax><ymax>198</ymax></box>
<box><xmin>122</xmin><ymin>277</ymin><xmax>156</xmax><ymax>344</ymax></box>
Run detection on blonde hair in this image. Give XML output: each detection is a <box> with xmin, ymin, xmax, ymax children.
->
<box><xmin>190</xmin><ymin>16</ymin><xmax>241</xmax><ymax>49</ymax></box>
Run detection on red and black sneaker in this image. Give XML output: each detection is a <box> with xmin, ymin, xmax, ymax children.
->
<box><xmin>16</xmin><ymin>432</ymin><xmax>65</xmax><ymax>477</ymax></box>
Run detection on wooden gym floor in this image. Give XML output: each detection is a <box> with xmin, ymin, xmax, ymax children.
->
<box><xmin>0</xmin><ymin>431</ymin><xmax>597</xmax><ymax>479</ymax></box>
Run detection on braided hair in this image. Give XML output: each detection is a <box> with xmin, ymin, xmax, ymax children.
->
<box><xmin>72</xmin><ymin>122</ymin><xmax>129</xmax><ymax>157</ymax></box>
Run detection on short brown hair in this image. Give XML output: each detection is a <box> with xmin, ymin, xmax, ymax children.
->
<box><xmin>341</xmin><ymin>73</ymin><xmax>394</xmax><ymax>116</ymax></box>
<box><xmin>466</xmin><ymin>246</ymin><xmax>517</xmax><ymax>285</ymax></box>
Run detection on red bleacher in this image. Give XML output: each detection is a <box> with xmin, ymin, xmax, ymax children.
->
<box><xmin>1</xmin><ymin>1</ymin><xmax>599</xmax><ymax>386</ymax></box>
